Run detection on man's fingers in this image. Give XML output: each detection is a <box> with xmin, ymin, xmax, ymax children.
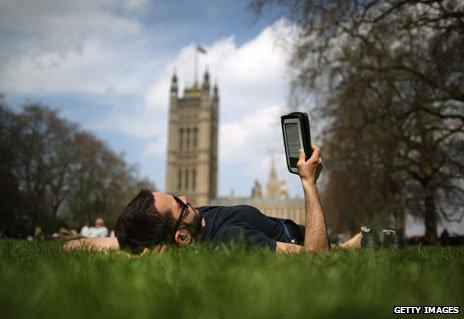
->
<box><xmin>299</xmin><ymin>146</ymin><xmax>322</xmax><ymax>164</ymax></box>
<box><xmin>298</xmin><ymin>148</ymin><xmax>307</xmax><ymax>165</ymax></box>
<box><xmin>309</xmin><ymin>145</ymin><xmax>320</xmax><ymax>162</ymax></box>
<box><xmin>312</xmin><ymin>145</ymin><xmax>320</xmax><ymax>157</ymax></box>
<box><xmin>296</xmin><ymin>145</ymin><xmax>324</xmax><ymax>182</ymax></box>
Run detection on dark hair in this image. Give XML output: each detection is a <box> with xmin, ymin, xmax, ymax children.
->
<box><xmin>115</xmin><ymin>190</ymin><xmax>174</xmax><ymax>254</ymax></box>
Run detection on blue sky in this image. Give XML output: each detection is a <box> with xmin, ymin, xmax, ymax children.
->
<box><xmin>0</xmin><ymin>0</ymin><xmax>303</xmax><ymax>199</ymax></box>
<box><xmin>1</xmin><ymin>0</ymin><xmax>461</xmax><ymax>235</ymax></box>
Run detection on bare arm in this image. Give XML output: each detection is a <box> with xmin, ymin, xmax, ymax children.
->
<box><xmin>276</xmin><ymin>241</ymin><xmax>303</xmax><ymax>254</ymax></box>
<box><xmin>62</xmin><ymin>237</ymin><xmax>120</xmax><ymax>252</ymax></box>
<box><xmin>302</xmin><ymin>180</ymin><xmax>329</xmax><ymax>252</ymax></box>
<box><xmin>275</xmin><ymin>183</ymin><xmax>329</xmax><ymax>255</ymax></box>
<box><xmin>276</xmin><ymin>233</ymin><xmax>362</xmax><ymax>254</ymax></box>
<box><xmin>62</xmin><ymin>238</ymin><xmax>170</xmax><ymax>257</ymax></box>
<box><xmin>297</xmin><ymin>146</ymin><xmax>329</xmax><ymax>253</ymax></box>
<box><xmin>275</xmin><ymin>146</ymin><xmax>329</xmax><ymax>254</ymax></box>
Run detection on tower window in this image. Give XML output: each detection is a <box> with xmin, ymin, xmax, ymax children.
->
<box><xmin>177</xmin><ymin>169</ymin><xmax>182</xmax><ymax>190</ymax></box>
<box><xmin>194</xmin><ymin>127</ymin><xmax>198</xmax><ymax>149</ymax></box>
<box><xmin>192</xmin><ymin>169</ymin><xmax>196</xmax><ymax>190</ymax></box>
<box><xmin>179</xmin><ymin>128</ymin><xmax>184</xmax><ymax>149</ymax></box>
<box><xmin>186</xmin><ymin>128</ymin><xmax>191</xmax><ymax>149</ymax></box>
<box><xmin>183</xmin><ymin>128</ymin><xmax>188</xmax><ymax>150</ymax></box>
<box><xmin>184</xmin><ymin>169</ymin><xmax>189</xmax><ymax>190</ymax></box>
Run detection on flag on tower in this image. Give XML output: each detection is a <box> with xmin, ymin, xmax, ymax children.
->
<box><xmin>197</xmin><ymin>45</ymin><xmax>207</xmax><ymax>54</ymax></box>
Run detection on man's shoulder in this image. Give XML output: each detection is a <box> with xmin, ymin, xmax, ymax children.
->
<box><xmin>196</xmin><ymin>205</ymin><xmax>259</xmax><ymax>214</ymax></box>
<box><xmin>196</xmin><ymin>204</ymin><xmax>257</xmax><ymax>209</ymax></box>
<box><xmin>196</xmin><ymin>205</ymin><xmax>219</xmax><ymax>214</ymax></box>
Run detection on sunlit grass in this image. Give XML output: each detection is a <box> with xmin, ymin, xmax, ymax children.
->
<box><xmin>1</xmin><ymin>240</ymin><xmax>463</xmax><ymax>319</ymax></box>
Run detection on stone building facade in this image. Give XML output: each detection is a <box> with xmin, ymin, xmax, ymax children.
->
<box><xmin>164</xmin><ymin>70</ymin><xmax>304</xmax><ymax>223</ymax></box>
<box><xmin>211</xmin><ymin>161</ymin><xmax>305</xmax><ymax>225</ymax></box>
<box><xmin>165</xmin><ymin>70</ymin><xmax>219</xmax><ymax>206</ymax></box>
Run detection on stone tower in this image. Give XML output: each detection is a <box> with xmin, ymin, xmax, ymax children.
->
<box><xmin>165</xmin><ymin>70</ymin><xmax>219</xmax><ymax>206</ymax></box>
<box><xmin>251</xmin><ymin>180</ymin><xmax>263</xmax><ymax>199</ymax></box>
<box><xmin>266</xmin><ymin>160</ymin><xmax>288</xmax><ymax>200</ymax></box>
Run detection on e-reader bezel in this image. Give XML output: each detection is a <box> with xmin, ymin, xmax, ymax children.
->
<box><xmin>281</xmin><ymin>112</ymin><xmax>312</xmax><ymax>174</ymax></box>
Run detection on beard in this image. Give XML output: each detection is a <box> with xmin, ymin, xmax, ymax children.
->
<box><xmin>171</xmin><ymin>208</ymin><xmax>202</xmax><ymax>240</ymax></box>
<box><xmin>181</xmin><ymin>210</ymin><xmax>202</xmax><ymax>238</ymax></box>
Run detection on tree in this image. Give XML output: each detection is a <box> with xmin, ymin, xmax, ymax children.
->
<box><xmin>0</xmin><ymin>101</ymin><xmax>156</xmax><ymax>235</ymax></box>
<box><xmin>10</xmin><ymin>104</ymin><xmax>78</xmax><ymax>228</ymax></box>
<box><xmin>66</xmin><ymin>131</ymin><xmax>154</xmax><ymax>228</ymax></box>
<box><xmin>0</xmin><ymin>99</ymin><xmax>28</xmax><ymax>235</ymax></box>
<box><xmin>252</xmin><ymin>0</ymin><xmax>464</xmax><ymax>242</ymax></box>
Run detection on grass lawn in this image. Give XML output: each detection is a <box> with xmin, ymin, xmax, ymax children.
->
<box><xmin>0</xmin><ymin>240</ymin><xmax>463</xmax><ymax>319</ymax></box>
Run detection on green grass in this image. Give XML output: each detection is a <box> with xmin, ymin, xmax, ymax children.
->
<box><xmin>0</xmin><ymin>240</ymin><xmax>463</xmax><ymax>319</ymax></box>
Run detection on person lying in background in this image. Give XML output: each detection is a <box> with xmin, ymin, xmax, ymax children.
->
<box><xmin>80</xmin><ymin>217</ymin><xmax>109</xmax><ymax>238</ymax></box>
<box><xmin>64</xmin><ymin>145</ymin><xmax>362</xmax><ymax>254</ymax></box>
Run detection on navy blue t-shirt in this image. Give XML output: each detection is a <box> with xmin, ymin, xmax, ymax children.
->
<box><xmin>196</xmin><ymin>205</ymin><xmax>305</xmax><ymax>251</ymax></box>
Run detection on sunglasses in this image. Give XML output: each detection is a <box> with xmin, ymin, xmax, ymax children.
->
<box><xmin>171</xmin><ymin>195</ymin><xmax>196</xmax><ymax>231</ymax></box>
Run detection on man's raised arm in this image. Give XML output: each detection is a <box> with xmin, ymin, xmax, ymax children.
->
<box><xmin>297</xmin><ymin>145</ymin><xmax>329</xmax><ymax>253</ymax></box>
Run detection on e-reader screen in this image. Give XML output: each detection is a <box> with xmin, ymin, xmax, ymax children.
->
<box><xmin>284</xmin><ymin>122</ymin><xmax>302</xmax><ymax>167</ymax></box>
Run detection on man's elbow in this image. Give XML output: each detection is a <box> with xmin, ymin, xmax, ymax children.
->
<box><xmin>304</xmin><ymin>241</ymin><xmax>330</xmax><ymax>254</ymax></box>
<box><xmin>276</xmin><ymin>242</ymin><xmax>304</xmax><ymax>255</ymax></box>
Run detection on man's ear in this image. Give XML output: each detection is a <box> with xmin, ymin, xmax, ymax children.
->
<box><xmin>174</xmin><ymin>229</ymin><xmax>192</xmax><ymax>246</ymax></box>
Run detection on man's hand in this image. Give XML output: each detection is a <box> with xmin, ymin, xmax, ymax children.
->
<box><xmin>297</xmin><ymin>145</ymin><xmax>323</xmax><ymax>184</ymax></box>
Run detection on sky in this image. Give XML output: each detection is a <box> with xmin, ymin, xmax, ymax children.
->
<box><xmin>1</xmin><ymin>0</ymin><xmax>461</xmax><ymax>235</ymax></box>
<box><xmin>0</xmin><ymin>0</ymin><xmax>302</xmax><ymax>197</ymax></box>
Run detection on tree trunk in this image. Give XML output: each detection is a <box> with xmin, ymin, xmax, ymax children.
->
<box><xmin>388</xmin><ymin>175</ymin><xmax>405</xmax><ymax>233</ymax></box>
<box><xmin>423</xmin><ymin>182</ymin><xmax>438</xmax><ymax>244</ymax></box>
<box><xmin>394</xmin><ymin>205</ymin><xmax>405</xmax><ymax>234</ymax></box>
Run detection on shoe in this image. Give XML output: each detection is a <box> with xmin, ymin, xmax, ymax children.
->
<box><xmin>381</xmin><ymin>229</ymin><xmax>404</xmax><ymax>249</ymax></box>
<box><xmin>361</xmin><ymin>226</ymin><xmax>381</xmax><ymax>250</ymax></box>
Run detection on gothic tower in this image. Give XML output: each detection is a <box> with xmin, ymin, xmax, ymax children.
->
<box><xmin>165</xmin><ymin>70</ymin><xmax>219</xmax><ymax>206</ymax></box>
<box><xmin>266</xmin><ymin>160</ymin><xmax>288</xmax><ymax>200</ymax></box>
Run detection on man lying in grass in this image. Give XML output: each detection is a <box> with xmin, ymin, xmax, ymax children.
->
<box><xmin>64</xmin><ymin>145</ymin><xmax>362</xmax><ymax>254</ymax></box>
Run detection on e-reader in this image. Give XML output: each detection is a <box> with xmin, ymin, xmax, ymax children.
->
<box><xmin>281</xmin><ymin>112</ymin><xmax>312</xmax><ymax>174</ymax></box>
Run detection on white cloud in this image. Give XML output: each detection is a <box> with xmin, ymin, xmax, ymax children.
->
<box><xmin>123</xmin><ymin>0</ymin><xmax>150</xmax><ymax>11</ymax></box>
<box><xmin>132</xmin><ymin>20</ymin><xmax>298</xmax><ymax>195</ymax></box>
<box><xmin>2</xmin><ymin>39</ymin><xmax>144</xmax><ymax>94</ymax></box>
<box><xmin>0</xmin><ymin>0</ymin><xmax>144</xmax><ymax>35</ymax></box>
<box><xmin>151</xmin><ymin>19</ymin><xmax>295</xmax><ymax>118</ymax></box>
<box><xmin>142</xmin><ymin>135</ymin><xmax>167</xmax><ymax>158</ymax></box>
<box><xmin>220</xmin><ymin>105</ymin><xmax>283</xmax><ymax>163</ymax></box>
<box><xmin>0</xmin><ymin>0</ymin><xmax>151</xmax><ymax>94</ymax></box>
<box><xmin>0</xmin><ymin>1</ymin><xmax>296</xmax><ymax>195</ymax></box>
<box><xmin>138</xmin><ymin>19</ymin><xmax>295</xmax><ymax>162</ymax></box>
<box><xmin>85</xmin><ymin>19</ymin><xmax>294</xmax><ymax>164</ymax></box>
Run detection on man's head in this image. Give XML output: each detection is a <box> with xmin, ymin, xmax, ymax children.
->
<box><xmin>95</xmin><ymin>217</ymin><xmax>105</xmax><ymax>228</ymax></box>
<box><xmin>114</xmin><ymin>190</ymin><xmax>201</xmax><ymax>253</ymax></box>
